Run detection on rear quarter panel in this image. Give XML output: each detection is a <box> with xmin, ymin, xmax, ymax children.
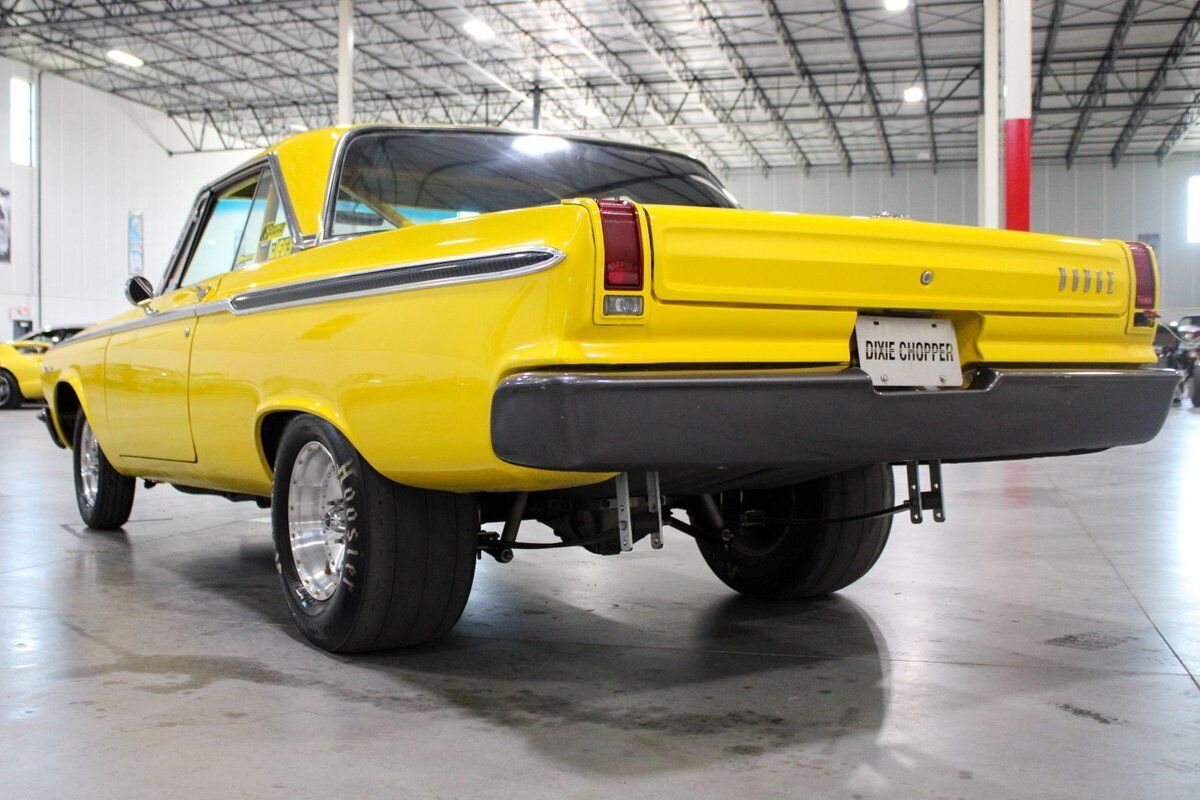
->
<box><xmin>188</xmin><ymin>204</ymin><xmax>611</xmax><ymax>495</ymax></box>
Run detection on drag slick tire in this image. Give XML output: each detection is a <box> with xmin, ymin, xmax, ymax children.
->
<box><xmin>73</xmin><ymin>413</ymin><xmax>135</xmax><ymax>530</ymax></box>
<box><xmin>694</xmin><ymin>464</ymin><xmax>894</xmax><ymax>599</ymax></box>
<box><xmin>0</xmin><ymin>370</ymin><xmax>22</xmax><ymax>409</ymax></box>
<box><xmin>271</xmin><ymin>415</ymin><xmax>477</xmax><ymax>653</ymax></box>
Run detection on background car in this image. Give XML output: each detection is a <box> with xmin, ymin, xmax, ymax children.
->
<box><xmin>0</xmin><ymin>326</ymin><xmax>84</xmax><ymax>409</ymax></box>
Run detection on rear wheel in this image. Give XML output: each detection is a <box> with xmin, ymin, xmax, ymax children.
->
<box><xmin>72</xmin><ymin>414</ymin><xmax>135</xmax><ymax>529</ymax></box>
<box><xmin>694</xmin><ymin>464</ymin><xmax>894</xmax><ymax>599</ymax></box>
<box><xmin>0</xmin><ymin>370</ymin><xmax>21</xmax><ymax>409</ymax></box>
<box><xmin>271</xmin><ymin>415</ymin><xmax>478</xmax><ymax>653</ymax></box>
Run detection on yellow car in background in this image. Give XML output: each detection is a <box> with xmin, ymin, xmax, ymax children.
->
<box><xmin>0</xmin><ymin>327</ymin><xmax>84</xmax><ymax>408</ymax></box>
<box><xmin>40</xmin><ymin>125</ymin><xmax>1177</xmax><ymax>653</ymax></box>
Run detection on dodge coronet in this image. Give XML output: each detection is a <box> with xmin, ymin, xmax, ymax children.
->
<box><xmin>40</xmin><ymin>125</ymin><xmax>1177</xmax><ymax>652</ymax></box>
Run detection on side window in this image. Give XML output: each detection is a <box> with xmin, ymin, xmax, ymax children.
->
<box><xmin>178</xmin><ymin>175</ymin><xmax>260</xmax><ymax>288</ymax></box>
<box><xmin>234</xmin><ymin>170</ymin><xmax>293</xmax><ymax>269</ymax></box>
<box><xmin>331</xmin><ymin>188</ymin><xmax>394</xmax><ymax>237</ymax></box>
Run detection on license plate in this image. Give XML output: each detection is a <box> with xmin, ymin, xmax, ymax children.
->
<box><xmin>854</xmin><ymin>315</ymin><xmax>963</xmax><ymax>388</ymax></box>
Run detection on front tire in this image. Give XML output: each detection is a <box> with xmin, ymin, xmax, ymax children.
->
<box><xmin>0</xmin><ymin>370</ymin><xmax>21</xmax><ymax>409</ymax></box>
<box><xmin>73</xmin><ymin>413</ymin><xmax>135</xmax><ymax>529</ymax></box>
<box><xmin>271</xmin><ymin>415</ymin><xmax>478</xmax><ymax>653</ymax></box>
<box><xmin>694</xmin><ymin>464</ymin><xmax>894</xmax><ymax>599</ymax></box>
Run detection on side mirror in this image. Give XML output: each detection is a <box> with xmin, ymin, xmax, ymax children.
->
<box><xmin>124</xmin><ymin>275</ymin><xmax>154</xmax><ymax>306</ymax></box>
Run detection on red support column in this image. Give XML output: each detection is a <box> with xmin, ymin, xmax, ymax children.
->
<box><xmin>1003</xmin><ymin>0</ymin><xmax>1032</xmax><ymax>231</ymax></box>
<box><xmin>1005</xmin><ymin>118</ymin><xmax>1031</xmax><ymax>231</ymax></box>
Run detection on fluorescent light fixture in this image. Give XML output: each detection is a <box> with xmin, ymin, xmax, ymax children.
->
<box><xmin>462</xmin><ymin>18</ymin><xmax>496</xmax><ymax>42</ymax></box>
<box><xmin>903</xmin><ymin>85</ymin><xmax>925</xmax><ymax>103</ymax></box>
<box><xmin>575</xmin><ymin>102</ymin><xmax>603</xmax><ymax>119</ymax></box>
<box><xmin>9</xmin><ymin>77</ymin><xmax>34</xmax><ymax>166</ymax></box>
<box><xmin>883</xmin><ymin>0</ymin><xmax>910</xmax><ymax>11</ymax></box>
<box><xmin>512</xmin><ymin>134</ymin><xmax>571</xmax><ymax>156</ymax></box>
<box><xmin>106</xmin><ymin>48</ymin><xmax>144</xmax><ymax>68</ymax></box>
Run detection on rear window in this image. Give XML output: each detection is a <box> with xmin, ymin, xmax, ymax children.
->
<box><xmin>328</xmin><ymin>130</ymin><xmax>736</xmax><ymax>238</ymax></box>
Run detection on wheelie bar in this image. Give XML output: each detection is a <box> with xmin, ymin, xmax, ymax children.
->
<box><xmin>905</xmin><ymin>460</ymin><xmax>946</xmax><ymax>524</ymax></box>
<box><xmin>615</xmin><ymin>471</ymin><xmax>664</xmax><ymax>552</ymax></box>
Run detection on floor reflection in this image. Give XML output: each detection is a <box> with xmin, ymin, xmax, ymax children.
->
<box><xmin>172</xmin><ymin>537</ymin><xmax>890</xmax><ymax>775</ymax></box>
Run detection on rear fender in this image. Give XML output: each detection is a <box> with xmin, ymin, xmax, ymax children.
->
<box><xmin>49</xmin><ymin>371</ymin><xmax>91</xmax><ymax>449</ymax></box>
<box><xmin>254</xmin><ymin>396</ymin><xmax>354</xmax><ymax>478</ymax></box>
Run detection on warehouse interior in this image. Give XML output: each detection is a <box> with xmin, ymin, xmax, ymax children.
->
<box><xmin>1</xmin><ymin>1</ymin><xmax>1198</xmax><ymax>797</ymax></box>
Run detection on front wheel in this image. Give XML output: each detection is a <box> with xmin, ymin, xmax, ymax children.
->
<box><xmin>271</xmin><ymin>415</ymin><xmax>478</xmax><ymax>653</ymax></box>
<box><xmin>73</xmin><ymin>413</ymin><xmax>135</xmax><ymax>529</ymax></box>
<box><xmin>0</xmin><ymin>370</ymin><xmax>22</xmax><ymax>409</ymax></box>
<box><xmin>693</xmin><ymin>464</ymin><xmax>894</xmax><ymax>599</ymax></box>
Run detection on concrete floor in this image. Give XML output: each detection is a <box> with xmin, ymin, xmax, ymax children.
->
<box><xmin>1</xmin><ymin>406</ymin><xmax>1198</xmax><ymax>799</ymax></box>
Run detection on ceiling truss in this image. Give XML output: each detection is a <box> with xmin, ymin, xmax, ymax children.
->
<box><xmin>3</xmin><ymin>0</ymin><xmax>1200</xmax><ymax>172</ymax></box>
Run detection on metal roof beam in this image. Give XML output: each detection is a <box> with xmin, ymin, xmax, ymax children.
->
<box><xmin>0</xmin><ymin>0</ymin><xmax>326</xmax><ymax>36</ymax></box>
<box><xmin>1110</xmin><ymin>0</ymin><xmax>1200</xmax><ymax>167</ymax></box>
<box><xmin>757</xmin><ymin>0</ymin><xmax>851</xmax><ymax>172</ymax></box>
<box><xmin>528</xmin><ymin>0</ymin><xmax>729</xmax><ymax>173</ymax></box>
<box><xmin>910</xmin><ymin>0</ymin><xmax>939</xmax><ymax>169</ymax></box>
<box><xmin>604</xmin><ymin>0</ymin><xmax>772</xmax><ymax>175</ymax></box>
<box><xmin>1033</xmin><ymin>0</ymin><xmax>1065</xmax><ymax>113</ymax></box>
<box><xmin>1155</xmin><ymin>87</ymin><xmax>1200</xmax><ymax>162</ymax></box>
<box><xmin>1064</xmin><ymin>0</ymin><xmax>1141</xmax><ymax>168</ymax></box>
<box><xmin>443</xmin><ymin>0</ymin><xmax>669</xmax><ymax>150</ymax></box>
<box><xmin>833</xmin><ymin>0</ymin><xmax>895</xmax><ymax>173</ymax></box>
<box><xmin>683</xmin><ymin>0</ymin><xmax>811</xmax><ymax>173</ymax></box>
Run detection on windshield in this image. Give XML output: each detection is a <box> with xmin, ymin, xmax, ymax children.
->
<box><xmin>21</xmin><ymin>328</ymin><xmax>83</xmax><ymax>344</ymax></box>
<box><xmin>329</xmin><ymin>130</ymin><xmax>737</xmax><ymax>238</ymax></box>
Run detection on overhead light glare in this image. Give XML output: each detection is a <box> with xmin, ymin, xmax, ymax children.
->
<box><xmin>462</xmin><ymin>18</ymin><xmax>497</xmax><ymax>42</ymax></box>
<box><xmin>512</xmin><ymin>134</ymin><xmax>571</xmax><ymax>156</ymax></box>
<box><xmin>106</xmin><ymin>49</ymin><xmax>144</xmax><ymax>68</ymax></box>
<box><xmin>883</xmin><ymin>0</ymin><xmax>910</xmax><ymax>11</ymax></box>
<box><xmin>903</xmin><ymin>85</ymin><xmax>925</xmax><ymax>103</ymax></box>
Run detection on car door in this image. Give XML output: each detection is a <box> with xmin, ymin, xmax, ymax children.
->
<box><xmin>105</xmin><ymin>172</ymin><xmax>263</xmax><ymax>462</ymax></box>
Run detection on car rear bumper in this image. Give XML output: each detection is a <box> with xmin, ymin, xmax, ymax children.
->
<box><xmin>490</xmin><ymin>366</ymin><xmax>1179</xmax><ymax>471</ymax></box>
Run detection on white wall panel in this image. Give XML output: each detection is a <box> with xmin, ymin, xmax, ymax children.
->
<box><xmin>0</xmin><ymin>60</ymin><xmax>38</xmax><ymax>322</ymax></box>
<box><xmin>727</xmin><ymin>157</ymin><xmax>1200</xmax><ymax>314</ymax></box>
<box><xmin>0</xmin><ymin>57</ymin><xmax>246</xmax><ymax>332</ymax></box>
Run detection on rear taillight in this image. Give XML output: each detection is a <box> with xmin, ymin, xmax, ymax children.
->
<box><xmin>598</xmin><ymin>199</ymin><xmax>643</xmax><ymax>290</ymax></box>
<box><xmin>1126</xmin><ymin>241</ymin><xmax>1157</xmax><ymax>316</ymax></box>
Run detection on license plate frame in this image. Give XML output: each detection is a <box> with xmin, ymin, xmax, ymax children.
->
<box><xmin>854</xmin><ymin>315</ymin><xmax>963</xmax><ymax>388</ymax></box>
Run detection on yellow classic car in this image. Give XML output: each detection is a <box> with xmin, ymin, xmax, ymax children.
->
<box><xmin>0</xmin><ymin>327</ymin><xmax>84</xmax><ymax>408</ymax></box>
<box><xmin>40</xmin><ymin>125</ymin><xmax>1177</xmax><ymax>653</ymax></box>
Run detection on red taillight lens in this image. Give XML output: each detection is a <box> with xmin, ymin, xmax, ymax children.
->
<box><xmin>1127</xmin><ymin>241</ymin><xmax>1157</xmax><ymax>310</ymax></box>
<box><xmin>598</xmin><ymin>199</ymin><xmax>643</xmax><ymax>290</ymax></box>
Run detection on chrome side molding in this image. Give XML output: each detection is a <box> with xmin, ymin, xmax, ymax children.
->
<box><xmin>55</xmin><ymin>247</ymin><xmax>566</xmax><ymax>345</ymax></box>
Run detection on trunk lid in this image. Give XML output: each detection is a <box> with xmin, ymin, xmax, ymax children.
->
<box><xmin>643</xmin><ymin>205</ymin><xmax>1132</xmax><ymax>317</ymax></box>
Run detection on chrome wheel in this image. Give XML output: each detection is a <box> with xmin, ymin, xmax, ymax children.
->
<box><xmin>0</xmin><ymin>378</ymin><xmax>10</xmax><ymax>405</ymax></box>
<box><xmin>79</xmin><ymin>420</ymin><xmax>100</xmax><ymax>509</ymax></box>
<box><xmin>287</xmin><ymin>441</ymin><xmax>349</xmax><ymax>601</ymax></box>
